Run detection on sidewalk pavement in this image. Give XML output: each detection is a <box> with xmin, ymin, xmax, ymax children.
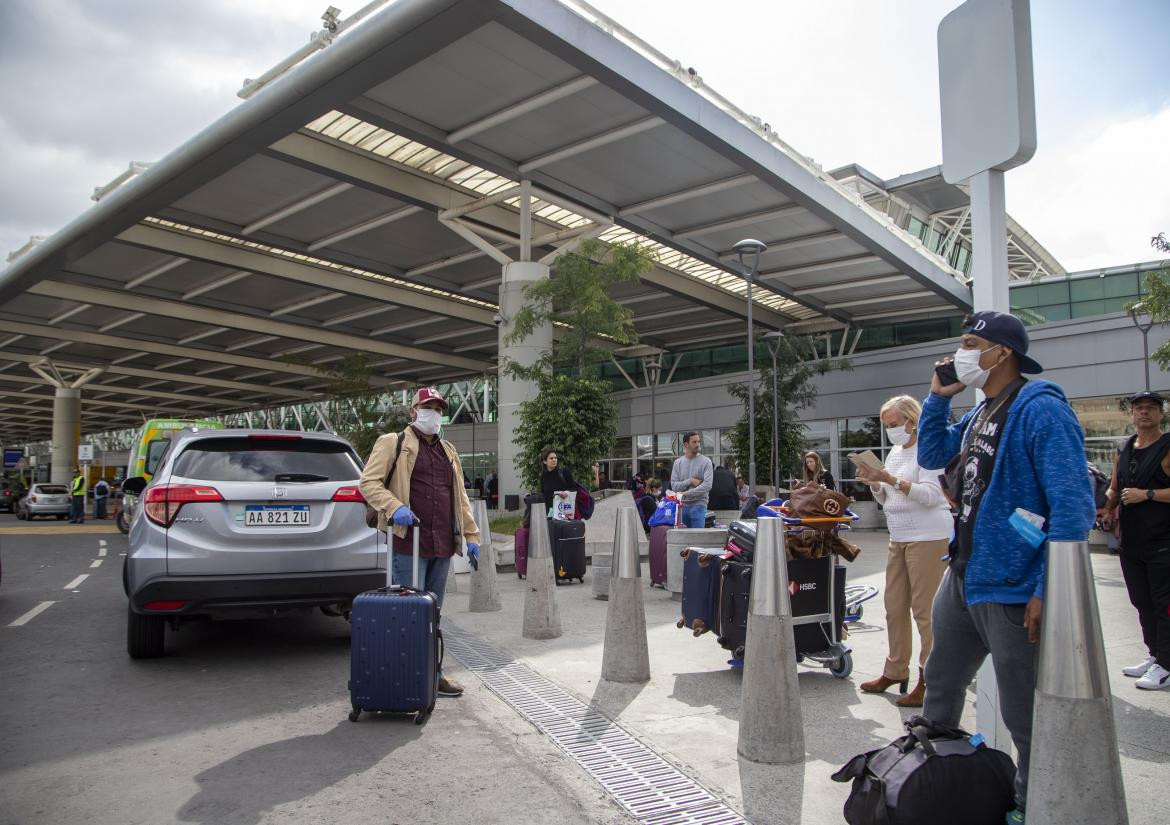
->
<box><xmin>443</xmin><ymin>529</ymin><xmax>1164</xmax><ymax>825</ymax></box>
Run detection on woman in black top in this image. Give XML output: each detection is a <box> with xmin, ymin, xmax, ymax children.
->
<box><xmin>801</xmin><ymin>451</ymin><xmax>836</xmax><ymax>490</ymax></box>
<box><xmin>539</xmin><ymin>447</ymin><xmax>577</xmax><ymax>515</ymax></box>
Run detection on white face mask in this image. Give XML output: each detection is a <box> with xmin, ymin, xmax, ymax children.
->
<box><xmin>412</xmin><ymin>408</ymin><xmax>442</xmax><ymax>436</ymax></box>
<box><xmin>885</xmin><ymin>425</ymin><xmax>912</xmax><ymax>447</ymax></box>
<box><xmin>953</xmin><ymin>344</ymin><xmax>1000</xmax><ymax>389</ymax></box>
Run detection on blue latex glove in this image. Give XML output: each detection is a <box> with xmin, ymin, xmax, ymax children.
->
<box><xmin>391</xmin><ymin>505</ymin><xmax>417</xmax><ymax>527</ymax></box>
<box><xmin>466</xmin><ymin>542</ymin><xmax>480</xmax><ymax>570</ymax></box>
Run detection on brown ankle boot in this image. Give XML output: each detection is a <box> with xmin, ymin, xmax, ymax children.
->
<box><xmin>860</xmin><ymin>674</ymin><xmax>909</xmax><ymax>694</ymax></box>
<box><xmin>896</xmin><ymin>670</ymin><xmax>926</xmax><ymax>707</ymax></box>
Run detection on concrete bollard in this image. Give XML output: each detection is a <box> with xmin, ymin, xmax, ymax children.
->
<box><xmin>522</xmin><ymin>504</ymin><xmax>562</xmax><ymax>639</ymax></box>
<box><xmin>738</xmin><ymin>517</ymin><xmax>805</xmax><ymax>764</ymax></box>
<box><xmin>601</xmin><ymin>508</ymin><xmax>650</xmax><ymax>683</ymax></box>
<box><xmin>1028</xmin><ymin>540</ymin><xmax>1128</xmax><ymax>825</ymax></box>
<box><xmin>591</xmin><ymin>553</ymin><xmax>612</xmax><ymax>600</ymax></box>
<box><xmin>469</xmin><ymin>499</ymin><xmax>502</xmax><ymax>612</ymax></box>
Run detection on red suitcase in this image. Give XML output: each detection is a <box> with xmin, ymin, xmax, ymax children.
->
<box><xmin>514</xmin><ymin>526</ymin><xmax>530</xmax><ymax>579</ymax></box>
<box><xmin>649</xmin><ymin>524</ymin><xmax>669</xmax><ymax>586</ymax></box>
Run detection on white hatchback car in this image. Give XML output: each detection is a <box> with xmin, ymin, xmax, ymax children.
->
<box><xmin>121</xmin><ymin>428</ymin><xmax>384</xmax><ymax>658</ymax></box>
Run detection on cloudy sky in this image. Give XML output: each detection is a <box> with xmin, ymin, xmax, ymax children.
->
<box><xmin>1</xmin><ymin>0</ymin><xmax>1167</xmax><ymax>273</ymax></box>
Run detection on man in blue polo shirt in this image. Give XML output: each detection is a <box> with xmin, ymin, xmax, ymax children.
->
<box><xmin>917</xmin><ymin>311</ymin><xmax>1094</xmax><ymax>824</ymax></box>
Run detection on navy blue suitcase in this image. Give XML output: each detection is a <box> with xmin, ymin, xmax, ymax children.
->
<box><xmin>348</xmin><ymin>522</ymin><xmax>441</xmax><ymax>724</ymax></box>
<box><xmin>348</xmin><ymin>587</ymin><xmax>441</xmax><ymax>724</ymax></box>
<box><xmin>676</xmin><ymin>547</ymin><xmax>722</xmax><ymax>636</ymax></box>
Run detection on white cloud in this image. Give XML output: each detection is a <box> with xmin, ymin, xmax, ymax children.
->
<box><xmin>1009</xmin><ymin>106</ymin><xmax>1170</xmax><ymax>271</ymax></box>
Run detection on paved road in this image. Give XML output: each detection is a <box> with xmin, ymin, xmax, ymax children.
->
<box><xmin>0</xmin><ymin>517</ymin><xmax>632</xmax><ymax>825</ymax></box>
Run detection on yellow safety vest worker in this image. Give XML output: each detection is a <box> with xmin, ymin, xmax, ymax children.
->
<box><xmin>71</xmin><ymin>474</ymin><xmax>87</xmax><ymax>496</ymax></box>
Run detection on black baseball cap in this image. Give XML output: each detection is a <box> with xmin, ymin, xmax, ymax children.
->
<box><xmin>960</xmin><ymin>311</ymin><xmax>1043</xmax><ymax>374</ymax></box>
<box><xmin>1129</xmin><ymin>390</ymin><xmax>1165</xmax><ymax>406</ymax></box>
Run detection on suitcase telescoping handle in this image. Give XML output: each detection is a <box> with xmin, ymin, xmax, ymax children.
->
<box><xmin>411</xmin><ymin>515</ymin><xmax>421</xmax><ymax>592</ymax></box>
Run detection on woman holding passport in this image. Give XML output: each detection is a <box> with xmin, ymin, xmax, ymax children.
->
<box><xmin>852</xmin><ymin>394</ymin><xmax>951</xmax><ymax>707</ymax></box>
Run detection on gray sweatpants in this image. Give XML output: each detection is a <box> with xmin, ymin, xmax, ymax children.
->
<box><xmin>922</xmin><ymin>570</ymin><xmax>1038</xmax><ymax>810</ymax></box>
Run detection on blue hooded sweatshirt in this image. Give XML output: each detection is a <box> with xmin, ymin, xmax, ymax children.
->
<box><xmin>917</xmin><ymin>379</ymin><xmax>1095</xmax><ymax>606</ymax></box>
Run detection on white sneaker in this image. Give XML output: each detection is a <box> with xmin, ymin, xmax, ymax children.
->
<box><xmin>1135</xmin><ymin>663</ymin><xmax>1170</xmax><ymax>690</ymax></box>
<box><xmin>1123</xmin><ymin>655</ymin><xmax>1156</xmax><ymax>678</ymax></box>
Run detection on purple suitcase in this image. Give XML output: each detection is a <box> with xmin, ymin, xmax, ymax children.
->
<box><xmin>649</xmin><ymin>524</ymin><xmax>669</xmax><ymax>585</ymax></box>
<box><xmin>514</xmin><ymin>527</ymin><xmax>530</xmax><ymax>579</ymax></box>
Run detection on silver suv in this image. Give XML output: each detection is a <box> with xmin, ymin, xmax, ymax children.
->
<box><xmin>122</xmin><ymin>428</ymin><xmax>384</xmax><ymax>658</ymax></box>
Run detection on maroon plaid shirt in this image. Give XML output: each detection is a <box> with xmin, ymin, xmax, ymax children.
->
<box><xmin>392</xmin><ymin>427</ymin><xmax>456</xmax><ymax>558</ymax></box>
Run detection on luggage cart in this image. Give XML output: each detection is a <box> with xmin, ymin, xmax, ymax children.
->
<box><xmin>723</xmin><ymin>507</ymin><xmax>857</xmax><ymax>679</ymax></box>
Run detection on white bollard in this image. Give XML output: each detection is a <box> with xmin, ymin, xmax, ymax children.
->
<box><xmin>1027</xmin><ymin>540</ymin><xmax>1128</xmax><ymax>824</ymax></box>
<box><xmin>601</xmin><ymin>508</ymin><xmax>650</xmax><ymax>683</ymax></box>
<box><xmin>737</xmin><ymin>517</ymin><xmax>805</xmax><ymax>764</ymax></box>
<box><xmin>469</xmin><ymin>499</ymin><xmax>502</xmax><ymax>612</ymax></box>
<box><xmin>522</xmin><ymin>504</ymin><xmax>562</xmax><ymax>639</ymax></box>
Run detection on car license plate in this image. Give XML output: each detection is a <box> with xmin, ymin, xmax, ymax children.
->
<box><xmin>244</xmin><ymin>505</ymin><xmax>310</xmax><ymax>526</ymax></box>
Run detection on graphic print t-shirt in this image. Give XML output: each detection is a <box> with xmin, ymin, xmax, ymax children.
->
<box><xmin>953</xmin><ymin>379</ymin><xmax>1026</xmax><ymax>576</ymax></box>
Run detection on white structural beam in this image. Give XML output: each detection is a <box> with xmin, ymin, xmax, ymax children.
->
<box><xmin>183</xmin><ymin>270</ymin><xmax>251</xmax><ymax>300</ymax></box>
<box><xmin>125</xmin><ymin>257</ymin><xmax>188</xmax><ymax>289</ymax></box>
<box><xmin>518</xmin><ymin>117</ymin><xmax>664</xmax><ymax>174</ymax></box>
<box><xmin>719</xmin><ymin>230</ymin><xmax>842</xmax><ymax>259</ymax></box>
<box><xmin>99</xmin><ymin>312</ymin><xmax>146</xmax><ymax>332</ymax></box>
<box><xmin>759</xmin><ymin>254</ymin><xmax>880</xmax><ymax>280</ymax></box>
<box><xmin>826</xmin><ymin>290</ymin><xmax>935</xmax><ymax>310</ymax></box>
<box><xmin>242</xmin><ymin>182</ymin><xmax>353</xmax><ymax>235</ymax></box>
<box><xmin>619</xmin><ymin>174</ymin><xmax>754</xmax><ymax>217</ymax></box>
<box><xmin>305</xmin><ymin>205</ymin><xmax>423</xmax><ymax>252</ymax></box>
<box><xmin>117</xmin><ymin>222</ymin><xmax>495</xmax><ymax>327</ymax></box>
<box><xmin>321</xmin><ymin>305</ymin><xmax>396</xmax><ymax>327</ymax></box>
<box><xmin>793</xmin><ymin>273</ymin><xmax>907</xmax><ymax>296</ymax></box>
<box><xmin>178</xmin><ymin>326</ymin><xmax>229</xmax><ymax>344</ymax></box>
<box><xmin>270</xmin><ymin>293</ymin><xmax>342</xmax><ymax>317</ymax></box>
<box><xmin>448</xmin><ymin>76</ymin><xmax>599</xmax><ymax>144</ymax></box>
<box><xmin>48</xmin><ymin>304</ymin><xmax>91</xmax><ymax>325</ymax></box>
<box><xmin>673</xmin><ymin>204</ymin><xmax>804</xmax><ymax>241</ymax></box>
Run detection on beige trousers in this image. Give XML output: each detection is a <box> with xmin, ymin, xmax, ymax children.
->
<box><xmin>882</xmin><ymin>538</ymin><xmax>949</xmax><ymax>681</ymax></box>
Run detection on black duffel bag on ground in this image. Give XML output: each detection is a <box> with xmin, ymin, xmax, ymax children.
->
<box><xmin>831</xmin><ymin>715</ymin><xmax>1016</xmax><ymax>825</ymax></box>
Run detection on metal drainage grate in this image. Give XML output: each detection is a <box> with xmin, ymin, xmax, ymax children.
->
<box><xmin>444</xmin><ymin>622</ymin><xmax>747</xmax><ymax>825</ymax></box>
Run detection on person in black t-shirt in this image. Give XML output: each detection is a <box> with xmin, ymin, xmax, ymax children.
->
<box><xmin>539</xmin><ymin>447</ymin><xmax>577</xmax><ymax>516</ymax></box>
<box><xmin>1099</xmin><ymin>390</ymin><xmax>1170</xmax><ymax>690</ymax></box>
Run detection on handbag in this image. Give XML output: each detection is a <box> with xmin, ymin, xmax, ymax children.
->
<box><xmin>574</xmin><ymin>482</ymin><xmax>595</xmax><ymax>520</ymax></box>
<box><xmin>788</xmin><ymin>482</ymin><xmax>853</xmax><ymax>530</ymax></box>
<box><xmin>364</xmin><ymin>430</ymin><xmax>405</xmax><ymax>529</ymax></box>
<box><xmin>647</xmin><ymin>495</ymin><xmax>680</xmax><ymax>527</ymax></box>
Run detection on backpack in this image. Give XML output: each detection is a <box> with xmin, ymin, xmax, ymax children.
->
<box><xmin>574</xmin><ymin>482</ymin><xmax>595</xmax><ymax>520</ymax></box>
<box><xmin>831</xmin><ymin>716</ymin><xmax>1016</xmax><ymax>825</ymax></box>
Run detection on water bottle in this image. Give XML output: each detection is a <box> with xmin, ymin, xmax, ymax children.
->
<box><xmin>1009</xmin><ymin>507</ymin><xmax>1047</xmax><ymax>548</ymax></box>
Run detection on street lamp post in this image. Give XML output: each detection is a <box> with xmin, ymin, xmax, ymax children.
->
<box><xmin>643</xmin><ymin>356</ymin><xmax>663</xmax><ymax>481</ymax></box>
<box><xmin>1130</xmin><ymin>304</ymin><xmax>1154</xmax><ymax>392</ymax></box>
<box><xmin>764</xmin><ymin>331</ymin><xmax>784</xmax><ymax>490</ymax></box>
<box><xmin>733</xmin><ymin>239</ymin><xmax>767</xmax><ymax>492</ymax></box>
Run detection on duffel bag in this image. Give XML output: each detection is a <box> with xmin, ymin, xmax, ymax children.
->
<box><xmin>789</xmin><ymin>481</ymin><xmax>853</xmax><ymax>528</ymax></box>
<box><xmin>831</xmin><ymin>715</ymin><xmax>1016</xmax><ymax>825</ymax></box>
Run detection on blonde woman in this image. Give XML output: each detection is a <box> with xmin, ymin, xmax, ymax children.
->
<box><xmin>853</xmin><ymin>394</ymin><xmax>951</xmax><ymax>706</ymax></box>
<box><xmin>800</xmin><ymin>451</ymin><xmax>835</xmax><ymax>490</ymax></box>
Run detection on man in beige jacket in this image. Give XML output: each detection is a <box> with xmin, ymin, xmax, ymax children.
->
<box><xmin>359</xmin><ymin>386</ymin><xmax>481</xmax><ymax>697</ymax></box>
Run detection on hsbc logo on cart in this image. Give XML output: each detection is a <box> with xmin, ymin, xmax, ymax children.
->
<box><xmin>789</xmin><ymin>580</ymin><xmax>816</xmax><ymax>595</ymax></box>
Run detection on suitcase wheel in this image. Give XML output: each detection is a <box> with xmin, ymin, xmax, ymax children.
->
<box><xmin>676</xmin><ymin>618</ymin><xmax>685</xmax><ymax>629</ymax></box>
<box><xmin>348</xmin><ymin>707</ymin><xmax>361</xmax><ymax>722</ymax></box>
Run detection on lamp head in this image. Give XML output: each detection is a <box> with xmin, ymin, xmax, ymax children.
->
<box><xmin>732</xmin><ymin>238</ymin><xmax>767</xmax><ymax>280</ymax></box>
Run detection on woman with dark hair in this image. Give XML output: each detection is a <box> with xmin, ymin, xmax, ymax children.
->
<box><xmin>539</xmin><ymin>447</ymin><xmax>577</xmax><ymax>517</ymax></box>
<box><xmin>801</xmin><ymin>451</ymin><xmax>835</xmax><ymax>490</ymax></box>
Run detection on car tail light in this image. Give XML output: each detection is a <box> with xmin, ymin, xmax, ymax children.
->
<box><xmin>247</xmin><ymin>434</ymin><xmax>301</xmax><ymax>440</ymax></box>
<box><xmin>143</xmin><ymin>600</ymin><xmax>186</xmax><ymax>611</ymax></box>
<box><xmin>144</xmin><ymin>484</ymin><xmax>224</xmax><ymax>528</ymax></box>
<box><xmin>331</xmin><ymin>486</ymin><xmax>365</xmax><ymax>502</ymax></box>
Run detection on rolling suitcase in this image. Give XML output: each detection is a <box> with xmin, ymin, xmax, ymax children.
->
<box><xmin>514</xmin><ymin>526</ymin><xmax>530</xmax><ymax>579</ymax></box>
<box><xmin>677</xmin><ymin>547</ymin><xmax>722</xmax><ymax>636</ymax></box>
<box><xmin>348</xmin><ymin>523</ymin><xmax>441</xmax><ymax>724</ymax></box>
<box><xmin>550</xmin><ymin>518</ymin><xmax>586</xmax><ymax>584</ymax></box>
<box><xmin>717</xmin><ymin>558</ymin><xmax>752</xmax><ymax>659</ymax></box>
<box><xmin>648</xmin><ymin>524</ymin><xmax>669</xmax><ymax>585</ymax></box>
<box><xmin>791</xmin><ymin>561</ymin><xmax>846</xmax><ymax>654</ymax></box>
<box><xmin>726</xmin><ymin>519</ymin><xmax>756</xmax><ymax>561</ymax></box>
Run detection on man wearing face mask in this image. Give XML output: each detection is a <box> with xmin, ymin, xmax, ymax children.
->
<box><xmin>917</xmin><ymin>311</ymin><xmax>1094</xmax><ymax>822</ymax></box>
<box><xmin>359</xmin><ymin>387</ymin><xmax>481</xmax><ymax>698</ymax></box>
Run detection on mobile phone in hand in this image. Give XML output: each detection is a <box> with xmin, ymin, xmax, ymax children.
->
<box><xmin>934</xmin><ymin>360</ymin><xmax>960</xmax><ymax>386</ymax></box>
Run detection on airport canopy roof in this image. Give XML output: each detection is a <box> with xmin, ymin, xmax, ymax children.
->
<box><xmin>0</xmin><ymin>0</ymin><xmax>971</xmax><ymax>443</ymax></box>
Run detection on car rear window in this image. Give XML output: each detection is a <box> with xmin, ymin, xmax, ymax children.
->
<box><xmin>171</xmin><ymin>437</ymin><xmax>361</xmax><ymax>482</ymax></box>
<box><xmin>37</xmin><ymin>485</ymin><xmax>69</xmax><ymax>494</ymax></box>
